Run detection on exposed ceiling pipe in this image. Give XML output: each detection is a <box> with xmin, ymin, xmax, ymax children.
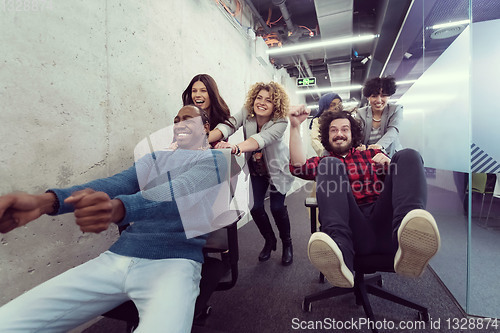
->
<box><xmin>271</xmin><ymin>0</ymin><xmax>320</xmax><ymax>98</ymax></box>
<box><xmin>299</xmin><ymin>54</ymin><xmax>314</xmax><ymax>80</ymax></box>
<box><xmin>272</xmin><ymin>0</ymin><xmax>294</xmax><ymax>33</ymax></box>
<box><xmin>243</xmin><ymin>0</ymin><xmax>272</xmax><ymax>34</ymax></box>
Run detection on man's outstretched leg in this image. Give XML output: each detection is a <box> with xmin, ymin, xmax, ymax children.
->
<box><xmin>130</xmin><ymin>258</ymin><xmax>201</xmax><ymax>333</ymax></box>
<box><xmin>308</xmin><ymin>232</ymin><xmax>354</xmax><ymax>288</ymax></box>
<box><xmin>395</xmin><ymin>209</ymin><xmax>440</xmax><ymax>277</ymax></box>
<box><xmin>307</xmin><ymin>158</ymin><xmax>367</xmax><ymax>288</ymax></box>
<box><xmin>0</xmin><ymin>252</ymin><xmax>130</xmax><ymax>332</ymax></box>
<box><xmin>387</xmin><ymin>149</ymin><xmax>441</xmax><ymax>277</ymax></box>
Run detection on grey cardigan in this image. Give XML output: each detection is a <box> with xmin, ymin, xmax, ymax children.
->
<box><xmin>356</xmin><ymin>103</ymin><xmax>403</xmax><ymax>157</ymax></box>
<box><xmin>215</xmin><ymin>106</ymin><xmax>294</xmax><ymax>195</ymax></box>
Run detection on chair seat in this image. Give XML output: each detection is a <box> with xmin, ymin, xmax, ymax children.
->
<box><xmin>354</xmin><ymin>254</ymin><xmax>394</xmax><ymax>274</ymax></box>
<box><xmin>204</xmin><ymin>210</ymin><xmax>243</xmax><ymax>252</ymax></box>
<box><xmin>102</xmin><ymin>301</ymin><xmax>138</xmax><ymax>331</ymax></box>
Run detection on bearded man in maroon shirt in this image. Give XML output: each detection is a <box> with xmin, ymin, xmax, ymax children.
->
<box><xmin>289</xmin><ymin>107</ymin><xmax>440</xmax><ymax>288</ymax></box>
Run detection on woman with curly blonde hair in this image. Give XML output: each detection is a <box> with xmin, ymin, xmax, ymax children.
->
<box><xmin>209</xmin><ymin>81</ymin><xmax>295</xmax><ymax>266</ymax></box>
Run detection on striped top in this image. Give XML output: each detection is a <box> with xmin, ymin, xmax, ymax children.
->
<box><xmin>368</xmin><ymin>126</ymin><xmax>383</xmax><ymax>145</ymax></box>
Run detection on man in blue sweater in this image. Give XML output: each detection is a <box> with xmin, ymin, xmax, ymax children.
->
<box><xmin>0</xmin><ymin>105</ymin><xmax>228</xmax><ymax>332</ymax></box>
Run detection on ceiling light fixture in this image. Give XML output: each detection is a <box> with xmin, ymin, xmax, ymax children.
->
<box><xmin>307</xmin><ymin>100</ymin><xmax>358</xmax><ymax>109</ymax></box>
<box><xmin>343</xmin><ymin>100</ymin><xmax>359</xmax><ymax>107</ymax></box>
<box><xmin>266</xmin><ymin>34</ymin><xmax>379</xmax><ymax>56</ymax></box>
<box><xmin>396</xmin><ymin>79</ymin><xmax>417</xmax><ymax>85</ymax></box>
<box><xmin>428</xmin><ymin>19</ymin><xmax>469</xmax><ymax>30</ymax></box>
<box><xmin>360</xmin><ymin>55</ymin><xmax>372</xmax><ymax>65</ymax></box>
<box><xmin>297</xmin><ymin>80</ymin><xmax>417</xmax><ymax>96</ymax></box>
<box><xmin>296</xmin><ymin>84</ymin><xmax>363</xmax><ymax>95</ymax></box>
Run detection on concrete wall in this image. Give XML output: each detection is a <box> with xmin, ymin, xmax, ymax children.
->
<box><xmin>0</xmin><ymin>0</ymin><xmax>302</xmax><ymax>306</ymax></box>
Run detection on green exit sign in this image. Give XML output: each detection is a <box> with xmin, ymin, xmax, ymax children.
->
<box><xmin>297</xmin><ymin>77</ymin><xmax>316</xmax><ymax>87</ymax></box>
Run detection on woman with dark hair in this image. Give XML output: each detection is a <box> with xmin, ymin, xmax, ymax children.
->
<box><xmin>309</xmin><ymin>92</ymin><xmax>343</xmax><ymax>156</ymax></box>
<box><xmin>210</xmin><ymin>82</ymin><xmax>295</xmax><ymax>266</ymax></box>
<box><xmin>357</xmin><ymin>76</ymin><xmax>402</xmax><ymax>157</ymax></box>
<box><xmin>182</xmin><ymin>74</ymin><xmax>235</xmax><ymax>137</ymax></box>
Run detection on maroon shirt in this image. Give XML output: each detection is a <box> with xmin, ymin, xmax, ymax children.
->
<box><xmin>289</xmin><ymin>148</ymin><xmax>388</xmax><ymax>205</ymax></box>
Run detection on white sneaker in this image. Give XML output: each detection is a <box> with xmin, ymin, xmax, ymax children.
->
<box><xmin>308</xmin><ymin>232</ymin><xmax>354</xmax><ymax>288</ymax></box>
<box><xmin>394</xmin><ymin>209</ymin><xmax>441</xmax><ymax>278</ymax></box>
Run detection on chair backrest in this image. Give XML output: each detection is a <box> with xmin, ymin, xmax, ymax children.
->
<box><xmin>471</xmin><ymin>173</ymin><xmax>487</xmax><ymax>193</ymax></box>
<box><xmin>493</xmin><ymin>174</ymin><xmax>500</xmax><ymax>198</ymax></box>
<box><xmin>205</xmin><ymin>150</ymin><xmax>243</xmax><ymax>234</ymax></box>
<box><xmin>176</xmin><ymin>149</ymin><xmax>235</xmax><ymax>239</ymax></box>
<box><xmin>202</xmin><ymin>210</ymin><xmax>243</xmax><ymax>292</ymax></box>
<box><xmin>209</xmin><ymin>149</ymin><xmax>233</xmax><ymax>221</ymax></box>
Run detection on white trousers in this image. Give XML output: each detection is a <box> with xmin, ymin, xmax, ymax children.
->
<box><xmin>0</xmin><ymin>251</ymin><xmax>202</xmax><ymax>333</ymax></box>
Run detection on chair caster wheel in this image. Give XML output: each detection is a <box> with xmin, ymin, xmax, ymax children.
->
<box><xmin>302</xmin><ymin>300</ymin><xmax>312</xmax><ymax>312</ymax></box>
<box><xmin>193</xmin><ymin>306</ymin><xmax>212</xmax><ymax>326</ymax></box>
<box><xmin>417</xmin><ymin>311</ymin><xmax>429</xmax><ymax>322</ymax></box>
<box><xmin>205</xmin><ymin>306</ymin><xmax>212</xmax><ymax>316</ymax></box>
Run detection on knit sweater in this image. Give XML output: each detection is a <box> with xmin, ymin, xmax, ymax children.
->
<box><xmin>49</xmin><ymin>149</ymin><xmax>227</xmax><ymax>263</ymax></box>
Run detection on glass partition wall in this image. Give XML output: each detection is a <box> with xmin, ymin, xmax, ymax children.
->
<box><xmin>468</xmin><ymin>1</ymin><xmax>500</xmax><ymax>318</ymax></box>
<box><xmin>382</xmin><ymin>0</ymin><xmax>500</xmax><ymax>319</ymax></box>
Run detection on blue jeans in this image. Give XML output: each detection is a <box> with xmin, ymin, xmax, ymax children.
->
<box><xmin>0</xmin><ymin>251</ymin><xmax>202</xmax><ymax>333</ymax></box>
<box><xmin>250</xmin><ymin>174</ymin><xmax>286</xmax><ymax>213</ymax></box>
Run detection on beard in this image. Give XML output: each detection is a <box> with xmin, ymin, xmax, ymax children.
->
<box><xmin>329</xmin><ymin>136</ymin><xmax>352</xmax><ymax>155</ymax></box>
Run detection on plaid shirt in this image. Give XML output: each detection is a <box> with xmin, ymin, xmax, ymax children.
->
<box><xmin>290</xmin><ymin>148</ymin><xmax>387</xmax><ymax>205</ymax></box>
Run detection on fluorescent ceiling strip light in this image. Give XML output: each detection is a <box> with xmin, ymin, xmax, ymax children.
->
<box><xmin>429</xmin><ymin>19</ymin><xmax>470</xmax><ymax>30</ymax></box>
<box><xmin>266</xmin><ymin>34</ymin><xmax>379</xmax><ymax>56</ymax></box>
<box><xmin>298</xmin><ymin>80</ymin><xmax>415</xmax><ymax>96</ymax></box>
<box><xmin>296</xmin><ymin>84</ymin><xmax>363</xmax><ymax>95</ymax></box>
<box><xmin>396</xmin><ymin>79</ymin><xmax>417</xmax><ymax>85</ymax></box>
<box><xmin>307</xmin><ymin>100</ymin><xmax>358</xmax><ymax>110</ymax></box>
<box><xmin>381</xmin><ymin>0</ymin><xmax>415</xmax><ymax>75</ymax></box>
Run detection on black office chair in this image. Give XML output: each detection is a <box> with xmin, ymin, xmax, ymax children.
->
<box><xmin>302</xmin><ymin>198</ymin><xmax>429</xmax><ymax>333</ymax></box>
<box><xmin>102</xmin><ymin>210</ymin><xmax>243</xmax><ymax>332</ymax></box>
<box><xmin>193</xmin><ymin>210</ymin><xmax>243</xmax><ymax>325</ymax></box>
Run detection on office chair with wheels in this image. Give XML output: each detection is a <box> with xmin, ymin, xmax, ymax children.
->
<box><xmin>302</xmin><ymin>198</ymin><xmax>429</xmax><ymax>333</ymax></box>
<box><xmin>470</xmin><ymin>173</ymin><xmax>495</xmax><ymax>219</ymax></box>
<box><xmin>484</xmin><ymin>174</ymin><xmax>500</xmax><ymax>227</ymax></box>
<box><xmin>192</xmin><ymin>210</ymin><xmax>243</xmax><ymax>325</ymax></box>
<box><xmin>102</xmin><ymin>211</ymin><xmax>243</xmax><ymax>332</ymax></box>
<box><xmin>102</xmin><ymin>151</ymin><xmax>244</xmax><ymax>332</ymax></box>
